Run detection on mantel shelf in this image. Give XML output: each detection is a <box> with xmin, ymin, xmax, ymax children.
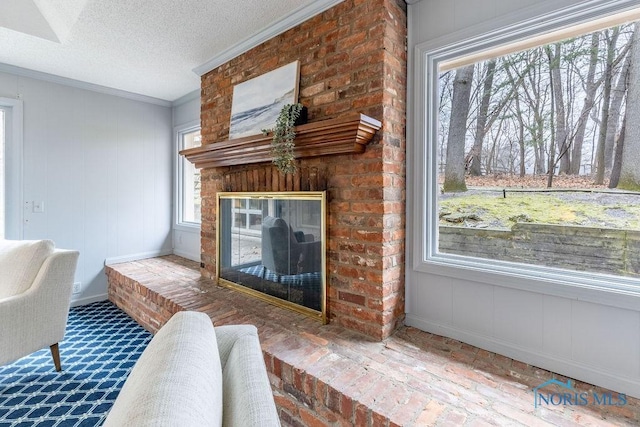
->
<box><xmin>180</xmin><ymin>113</ymin><xmax>382</xmax><ymax>169</ymax></box>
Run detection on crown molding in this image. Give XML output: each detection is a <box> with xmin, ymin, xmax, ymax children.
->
<box><xmin>0</xmin><ymin>62</ymin><xmax>173</xmax><ymax>107</ymax></box>
<box><xmin>172</xmin><ymin>89</ymin><xmax>200</xmax><ymax>107</ymax></box>
<box><xmin>193</xmin><ymin>0</ymin><xmax>345</xmax><ymax>76</ymax></box>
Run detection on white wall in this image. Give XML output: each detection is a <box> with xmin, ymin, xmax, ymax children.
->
<box><xmin>0</xmin><ymin>71</ymin><xmax>173</xmax><ymax>305</ymax></box>
<box><xmin>407</xmin><ymin>0</ymin><xmax>640</xmax><ymax>398</ymax></box>
<box><xmin>172</xmin><ymin>92</ymin><xmax>201</xmax><ymax>262</ymax></box>
<box><xmin>173</xmin><ymin>92</ymin><xmax>199</xmax><ymax>128</ymax></box>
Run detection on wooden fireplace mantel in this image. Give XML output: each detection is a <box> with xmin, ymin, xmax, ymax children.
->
<box><xmin>180</xmin><ymin>113</ymin><xmax>382</xmax><ymax>169</ymax></box>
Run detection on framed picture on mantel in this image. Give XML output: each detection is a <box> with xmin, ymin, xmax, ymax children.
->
<box><xmin>229</xmin><ymin>60</ymin><xmax>300</xmax><ymax>139</ymax></box>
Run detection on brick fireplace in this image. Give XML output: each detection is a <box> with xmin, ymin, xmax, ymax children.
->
<box><xmin>198</xmin><ymin>0</ymin><xmax>407</xmax><ymax>340</ymax></box>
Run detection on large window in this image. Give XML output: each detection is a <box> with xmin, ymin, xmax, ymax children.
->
<box><xmin>415</xmin><ymin>3</ymin><xmax>640</xmax><ymax>293</ymax></box>
<box><xmin>177</xmin><ymin>126</ymin><xmax>201</xmax><ymax>225</ymax></box>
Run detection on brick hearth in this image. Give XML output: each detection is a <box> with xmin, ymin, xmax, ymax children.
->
<box><xmin>107</xmin><ymin>255</ymin><xmax>640</xmax><ymax>426</ymax></box>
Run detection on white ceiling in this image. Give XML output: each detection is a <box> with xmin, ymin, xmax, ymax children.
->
<box><xmin>0</xmin><ymin>0</ymin><xmax>341</xmax><ymax>103</ymax></box>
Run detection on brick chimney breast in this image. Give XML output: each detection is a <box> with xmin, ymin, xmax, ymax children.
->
<box><xmin>199</xmin><ymin>0</ymin><xmax>407</xmax><ymax>340</ymax></box>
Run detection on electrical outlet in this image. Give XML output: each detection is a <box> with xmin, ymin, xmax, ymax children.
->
<box><xmin>73</xmin><ymin>282</ymin><xmax>81</xmax><ymax>294</ymax></box>
<box><xmin>33</xmin><ymin>201</ymin><xmax>45</xmax><ymax>213</ymax></box>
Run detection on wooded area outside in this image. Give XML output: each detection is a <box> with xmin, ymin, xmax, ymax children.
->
<box><xmin>439</xmin><ymin>20</ymin><xmax>640</xmax><ymax>191</ymax></box>
<box><xmin>437</xmin><ymin>18</ymin><xmax>640</xmax><ymax>277</ymax></box>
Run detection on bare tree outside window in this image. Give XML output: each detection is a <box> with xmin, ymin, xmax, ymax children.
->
<box><xmin>437</xmin><ymin>20</ymin><xmax>640</xmax><ymax>278</ymax></box>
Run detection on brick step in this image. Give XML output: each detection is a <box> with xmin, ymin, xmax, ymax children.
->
<box><xmin>106</xmin><ymin>255</ymin><xmax>640</xmax><ymax>426</ymax></box>
<box><xmin>106</xmin><ymin>256</ymin><xmax>395</xmax><ymax>425</ymax></box>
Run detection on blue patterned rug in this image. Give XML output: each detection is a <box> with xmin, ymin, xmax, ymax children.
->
<box><xmin>0</xmin><ymin>301</ymin><xmax>151</xmax><ymax>426</ymax></box>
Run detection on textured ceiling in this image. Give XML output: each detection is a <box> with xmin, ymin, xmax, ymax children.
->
<box><xmin>0</xmin><ymin>0</ymin><xmax>325</xmax><ymax>102</ymax></box>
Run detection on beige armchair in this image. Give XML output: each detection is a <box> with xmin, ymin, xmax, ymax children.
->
<box><xmin>0</xmin><ymin>239</ymin><xmax>79</xmax><ymax>371</ymax></box>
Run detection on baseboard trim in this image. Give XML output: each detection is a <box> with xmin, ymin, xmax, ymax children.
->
<box><xmin>105</xmin><ymin>249</ymin><xmax>173</xmax><ymax>266</ymax></box>
<box><xmin>70</xmin><ymin>293</ymin><xmax>108</xmax><ymax>307</ymax></box>
<box><xmin>405</xmin><ymin>314</ymin><xmax>640</xmax><ymax>399</ymax></box>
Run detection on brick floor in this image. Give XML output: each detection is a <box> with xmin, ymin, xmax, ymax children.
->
<box><xmin>106</xmin><ymin>255</ymin><xmax>640</xmax><ymax>426</ymax></box>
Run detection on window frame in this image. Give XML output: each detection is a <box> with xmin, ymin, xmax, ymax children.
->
<box><xmin>174</xmin><ymin>120</ymin><xmax>201</xmax><ymax>231</ymax></box>
<box><xmin>0</xmin><ymin>98</ymin><xmax>23</xmax><ymax>240</ymax></box>
<box><xmin>230</xmin><ymin>198</ymin><xmax>263</xmax><ymax>237</ymax></box>
<box><xmin>410</xmin><ymin>0</ymin><xmax>640</xmax><ymax>310</ymax></box>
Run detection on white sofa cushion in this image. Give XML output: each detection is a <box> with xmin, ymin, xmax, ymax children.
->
<box><xmin>217</xmin><ymin>325</ymin><xmax>281</xmax><ymax>427</ymax></box>
<box><xmin>0</xmin><ymin>239</ymin><xmax>54</xmax><ymax>299</ymax></box>
<box><xmin>103</xmin><ymin>311</ymin><xmax>223</xmax><ymax>427</ymax></box>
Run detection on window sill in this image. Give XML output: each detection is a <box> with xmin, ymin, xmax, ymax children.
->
<box><xmin>174</xmin><ymin>223</ymin><xmax>201</xmax><ymax>233</ymax></box>
<box><xmin>415</xmin><ymin>255</ymin><xmax>640</xmax><ymax>312</ymax></box>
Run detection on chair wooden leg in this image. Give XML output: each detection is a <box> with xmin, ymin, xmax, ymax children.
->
<box><xmin>50</xmin><ymin>343</ymin><xmax>62</xmax><ymax>372</ymax></box>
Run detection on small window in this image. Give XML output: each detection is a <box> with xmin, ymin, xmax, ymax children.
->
<box><xmin>177</xmin><ymin>127</ymin><xmax>201</xmax><ymax>225</ymax></box>
<box><xmin>231</xmin><ymin>198</ymin><xmax>263</xmax><ymax>236</ymax></box>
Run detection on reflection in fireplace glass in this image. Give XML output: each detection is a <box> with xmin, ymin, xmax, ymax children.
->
<box><xmin>217</xmin><ymin>192</ymin><xmax>326</xmax><ymax>322</ymax></box>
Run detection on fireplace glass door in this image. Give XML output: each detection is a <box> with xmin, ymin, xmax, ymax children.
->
<box><xmin>217</xmin><ymin>192</ymin><xmax>326</xmax><ymax>322</ymax></box>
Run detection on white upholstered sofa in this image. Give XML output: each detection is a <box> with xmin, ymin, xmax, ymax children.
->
<box><xmin>0</xmin><ymin>239</ymin><xmax>79</xmax><ymax>371</ymax></box>
<box><xmin>104</xmin><ymin>311</ymin><xmax>281</xmax><ymax>427</ymax></box>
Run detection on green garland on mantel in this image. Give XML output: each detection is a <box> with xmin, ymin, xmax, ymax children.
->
<box><xmin>262</xmin><ymin>103</ymin><xmax>304</xmax><ymax>175</ymax></box>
